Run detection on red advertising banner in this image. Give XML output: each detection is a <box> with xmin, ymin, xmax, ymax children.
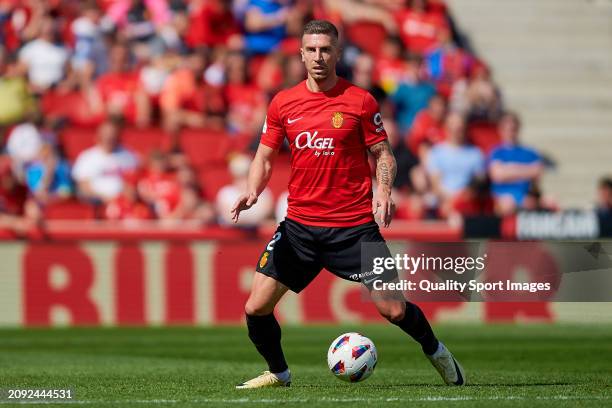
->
<box><xmin>0</xmin><ymin>239</ymin><xmax>579</xmax><ymax>327</ymax></box>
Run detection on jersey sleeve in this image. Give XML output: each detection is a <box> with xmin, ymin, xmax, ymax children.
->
<box><xmin>360</xmin><ymin>92</ymin><xmax>388</xmax><ymax>147</ymax></box>
<box><xmin>260</xmin><ymin>95</ymin><xmax>285</xmax><ymax>150</ymax></box>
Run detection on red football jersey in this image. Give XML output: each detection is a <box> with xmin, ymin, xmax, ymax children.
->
<box><xmin>261</xmin><ymin>78</ymin><xmax>387</xmax><ymax>227</ymax></box>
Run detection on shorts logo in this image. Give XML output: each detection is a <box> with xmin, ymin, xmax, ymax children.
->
<box><xmin>259</xmin><ymin>251</ymin><xmax>269</xmax><ymax>268</ymax></box>
<box><xmin>331</xmin><ymin>112</ymin><xmax>343</xmax><ymax>128</ymax></box>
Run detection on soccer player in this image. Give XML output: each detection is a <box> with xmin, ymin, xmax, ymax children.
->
<box><xmin>231</xmin><ymin>20</ymin><xmax>465</xmax><ymax>389</ymax></box>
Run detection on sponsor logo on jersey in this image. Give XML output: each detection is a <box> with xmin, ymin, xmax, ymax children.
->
<box><xmin>287</xmin><ymin>117</ymin><xmax>303</xmax><ymax>124</ymax></box>
<box><xmin>295</xmin><ymin>131</ymin><xmax>335</xmax><ymax>152</ymax></box>
<box><xmin>331</xmin><ymin>112</ymin><xmax>344</xmax><ymax>128</ymax></box>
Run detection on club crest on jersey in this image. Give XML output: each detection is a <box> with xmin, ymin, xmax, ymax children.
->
<box><xmin>259</xmin><ymin>251</ymin><xmax>269</xmax><ymax>268</ymax></box>
<box><xmin>331</xmin><ymin>112</ymin><xmax>343</xmax><ymax>128</ymax></box>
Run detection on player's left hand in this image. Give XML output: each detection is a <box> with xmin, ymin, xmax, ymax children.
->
<box><xmin>372</xmin><ymin>188</ymin><xmax>395</xmax><ymax>228</ymax></box>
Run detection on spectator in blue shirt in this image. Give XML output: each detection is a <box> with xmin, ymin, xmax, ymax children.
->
<box><xmin>243</xmin><ymin>0</ymin><xmax>289</xmax><ymax>55</ymax></box>
<box><xmin>426</xmin><ymin>112</ymin><xmax>485</xmax><ymax>201</ymax></box>
<box><xmin>488</xmin><ymin>112</ymin><xmax>543</xmax><ymax>213</ymax></box>
<box><xmin>23</xmin><ymin>140</ymin><xmax>74</xmax><ymax>224</ymax></box>
<box><xmin>25</xmin><ymin>142</ymin><xmax>74</xmax><ymax>201</ymax></box>
<box><xmin>391</xmin><ymin>54</ymin><xmax>436</xmax><ymax>135</ymax></box>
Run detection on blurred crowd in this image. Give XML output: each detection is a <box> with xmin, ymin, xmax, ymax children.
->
<box><xmin>0</xmin><ymin>0</ymin><xmax>609</xmax><ymax>232</ymax></box>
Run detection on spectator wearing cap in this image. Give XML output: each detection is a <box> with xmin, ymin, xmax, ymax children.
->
<box><xmin>488</xmin><ymin>112</ymin><xmax>543</xmax><ymax>214</ymax></box>
<box><xmin>72</xmin><ymin>120</ymin><xmax>139</xmax><ymax>202</ymax></box>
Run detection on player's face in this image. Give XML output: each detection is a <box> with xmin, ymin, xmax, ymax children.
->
<box><xmin>301</xmin><ymin>34</ymin><xmax>340</xmax><ymax>81</ymax></box>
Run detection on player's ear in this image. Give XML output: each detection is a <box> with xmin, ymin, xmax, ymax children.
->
<box><xmin>300</xmin><ymin>48</ymin><xmax>305</xmax><ymax>63</ymax></box>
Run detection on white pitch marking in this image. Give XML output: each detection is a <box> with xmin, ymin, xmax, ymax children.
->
<box><xmin>1</xmin><ymin>395</ymin><xmax>610</xmax><ymax>404</ymax></box>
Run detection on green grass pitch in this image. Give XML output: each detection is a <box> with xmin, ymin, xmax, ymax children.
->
<box><xmin>0</xmin><ymin>324</ymin><xmax>611</xmax><ymax>407</ymax></box>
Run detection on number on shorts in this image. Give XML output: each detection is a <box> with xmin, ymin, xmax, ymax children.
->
<box><xmin>266</xmin><ymin>232</ymin><xmax>282</xmax><ymax>251</ymax></box>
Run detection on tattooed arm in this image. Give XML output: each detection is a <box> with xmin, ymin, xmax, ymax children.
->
<box><xmin>368</xmin><ymin>140</ymin><xmax>397</xmax><ymax>227</ymax></box>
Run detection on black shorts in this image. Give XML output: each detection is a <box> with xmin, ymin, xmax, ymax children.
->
<box><xmin>256</xmin><ymin>218</ymin><xmax>398</xmax><ymax>293</ymax></box>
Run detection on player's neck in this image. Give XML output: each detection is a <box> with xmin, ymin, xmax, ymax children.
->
<box><xmin>306</xmin><ymin>74</ymin><xmax>339</xmax><ymax>93</ymax></box>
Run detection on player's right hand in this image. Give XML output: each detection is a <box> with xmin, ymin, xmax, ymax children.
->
<box><xmin>230</xmin><ymin>193</ymin><xmax>258</xmax><ymax>223</ymax></box>
<box><xmin>372</xmin><ymin>188</ymin><xmax>395</xmax><ymax>228</ymax></box>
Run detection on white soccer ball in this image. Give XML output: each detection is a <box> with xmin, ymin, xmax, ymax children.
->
<box><xmin>327</xmin><ymin>332</ymin><xmax>378</xmax><ymax>382</ymax></box>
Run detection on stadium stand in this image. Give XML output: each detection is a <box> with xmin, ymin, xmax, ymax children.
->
<box><xmin>0</xmin><ymin>0</ymin><xmax>608</xmax><ymax>237</ymax></box>
<box><xmin>450</xmin><ymin>0</ymin><xmax>612</xmax><ymax>207</ymax></box>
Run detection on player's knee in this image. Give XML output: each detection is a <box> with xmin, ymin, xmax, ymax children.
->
<box><xmin>244</xmin><ymin>300</ymin><xmax>275</xmax><ymax>317</ymax></box>
<box><xmin>377</xmin><ymin>302</ymin><xmax>406</xmax><ymax>323</ymax></box>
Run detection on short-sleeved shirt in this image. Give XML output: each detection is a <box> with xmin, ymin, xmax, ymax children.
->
<box><xmin>489</xmin><ymin>144</ymin><xmax>541</xmax><ymax>204</ymax></box>
<box><xmin>395</xmin><ymin>9</ymin><xmax>449</xmax><ymax>55</ymax></box>
<box><xmin>72</xmin><ymin>145</ymin><xmax>138</xmax><ymax>199</ymax></box>
<box><xmin>261</xmin><ymin>78</ymin><xmax>387</xmax><ymax>227</ymax></box>
<box><xmin>96</xmin><ymin>71</ymin><xmax>140</xmax><ymax>123</ymax></box>
<box><xmin>426</xmin><ymin>142</ymin><xmax>485</xmax><ymax>195</ymax></box>
<box><xmin>18</xmin><ymin>39</ymin><xmax>68</xmax><ymax>89</ymax></box>
<box><xmin>25</xmin><ymin>159</ymin><xmax>73</xmax><ymax>195</ymax></box>
<box><xmin>244</xmin><ymin>0</ymin><xmax>286</xmax><ymax>54</ymax></box>
<box><xmin>391</xmin><ymin>80</ymin><xmax>436</xmax><ymax>134</ymax></box>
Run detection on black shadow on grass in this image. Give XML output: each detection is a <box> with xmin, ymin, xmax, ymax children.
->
<box><xmin>295</xmin><ymin>382</ymin><xmax>574</xmax><ymax>389</ymax></box>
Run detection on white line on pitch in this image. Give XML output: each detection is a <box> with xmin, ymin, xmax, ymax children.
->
<box><xmin>1</xmin><ymin>395</ymin><xmax>610</xmax><ymax>404</ymax></box>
